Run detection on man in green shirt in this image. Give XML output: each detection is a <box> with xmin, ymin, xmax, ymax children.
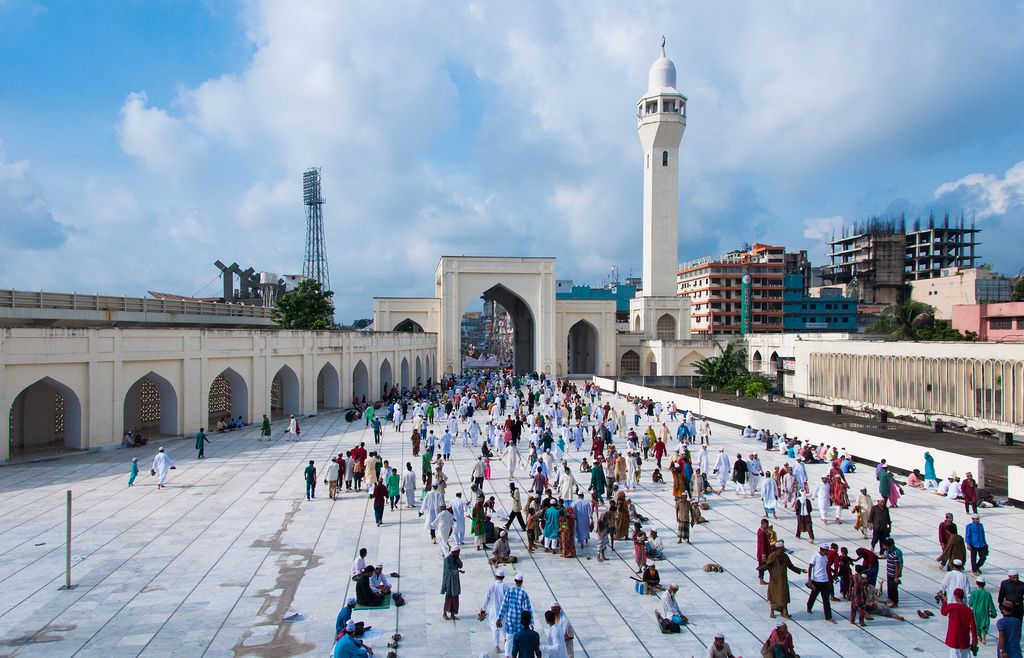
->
<box><xmin>363</xmin><ymin>405</ymin><xmax>374</xmax><ymax>428</ymax></box>
<box><xmin>196</xmin><ymin>428</ymin><xmax>211</xmax><ymax>459</ymax></box>
<box><xmin>304</xmin><ymin>460</ymin><xmax>317</xmax><ymax>500</ymax></box>
<box><xmin>260</xmin><ymin>414</ymin><xmax>271</xmax><ymax>441</ymax></box>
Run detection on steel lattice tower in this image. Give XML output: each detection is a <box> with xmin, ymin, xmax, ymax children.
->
<box><xmin>302</xmin><ymin>167</ymin><xmax>330</xmax><ymax>292</ymax></box>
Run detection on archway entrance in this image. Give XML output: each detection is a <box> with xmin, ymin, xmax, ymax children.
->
<box><xmin>271</xmin><ymin>365</ymin><xmax>300</xmax><ymax>419</ymax></box>
<box><xmin>461</xmin><ymin>285</ymin><xmax>535</xmax><ymax>373</ymax></box>
<box><xmin>567</xmin><ymin>320</ymin><xmax>598</xmax><ymax>374</ymax></box>
<box><xmin>379</xmin><ymin>359</ymin><xmax>393</xmax><ymax>397</ymax></box>
<box><xmin>400</xmin><ymin>357</ymin><xmax>410</xmax><ymax>391</ymax></box>
<box><xmin>209</xmin><ymin>368</ymin><xmax>249</xmax><ymax>428</ymax></box>
<box><xmin>415</xmin><ymin>356</ymin><xmax>422</xmax><ymax>385</ymax></box>
<box><xmin>8</xmin><ymin>377</ymin><xmax>83</xmax><ymax>458</ymax></box>
<box><xmin>620</xmin><ymin>350</ymin><xmax>640</xmax><ymax>376</ymax></box>
<box><xmin>352</xmin><ymin>360</ymin><xmax>369</xmax><ymax>405</ymax></box>
<box><xmin>124</xmin><ymin>372</ymin><xmax>178</xmax><ymax>438</ymax></box>
<box><xmin>317</xmin><ymin>363</ymin><xmax>340</xmax><ymax>412</ymax></box>
<box><xmin>393</xmin><ymin>318</ymin><xmax>424</xmax><ymax>332</ymax></box>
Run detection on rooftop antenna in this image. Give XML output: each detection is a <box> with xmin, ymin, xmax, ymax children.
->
<box><xmin>302</xmin><ymin>167</ymin><xmax>331</xmax><ymax>292</ymax></box>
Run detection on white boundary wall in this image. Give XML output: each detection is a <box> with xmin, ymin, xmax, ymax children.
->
<box><xmin>1009</xmin><ymin>466</ymin><xmax>1024</xmax><ymax>504</ymax></box>
<box><xmin>594</xmin><ymin>377</ymin><xmax>986</xmax><ymax>486</ymax></box>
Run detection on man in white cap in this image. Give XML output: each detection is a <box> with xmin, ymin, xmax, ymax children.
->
<box><xmin>939</xmin><ymin>558</ymin><xmax>973</xmax><ymax>604</ymax></box>
<box><xmin>496</xmin><ymin>573</ymin><xmax>533</xmax><ymax>657</ymax></box>
<box><xmin>332</xmin><ymin>619</ymin><xmax>370</xmax><ymax>658</ymax></box>
<box><xmin>151</xmin><ymin>447</ymin><xmax>171</xmax><ymax>489</ymax></box>
<box><xmin>550</xmin><ymin>601</ymin><xmax>575</xmax><ymax>657</ymax></box>
<box><xmin>807</xmin><ymin>543</ymin><xmax>837</xmax><ymax>623</ymax></box>
<box><xmin>964</xmin><ymin>513</ymin><xmax>988</xmax><ymax>575</ymax></box>
<box><xmin>480</xmin><ymin>568</ymin><xmax>510</xmax><ymax>653</ymax></box>
<box><xmin>706</xmin><ymin>631</ymin><xmax>736</xmax><ymax>658</ymax></box>
<box><xmin>999</xmin><ymin>569</ymin><xmax>1024</xmax><ymax>622</ymax></box>
<box><xmin>713</xmin><ymin>448</ymin><xmax>730</xmax><ymax>494</ymax></box>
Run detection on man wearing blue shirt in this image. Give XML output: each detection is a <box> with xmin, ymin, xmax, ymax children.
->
<box><xmin>509</xmin><ymin>611</ymin><xmax>541</xmax><ymax>657</ymax></box>
<box><xmin>965</xmin><ymin>513</ymin><xmax>988</xmax><ymax>575</ymax></box>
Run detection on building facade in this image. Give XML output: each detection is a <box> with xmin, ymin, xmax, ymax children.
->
<box><xmin>953</xmin><ymin>302</ymin><xmax>1024</xmax><ymax>342</ymax></box>
<box><xmin>911</xmin><ymin>267</ymin><xmax>1012</xmax><ymax>320</ymax></box>
<box><xmin>1</xmin><ymin>327</ymin><xmax>436</xmax><ymax>462</ymax></box>
<box><xmin>678</xmin><ymin>243</ymin><xmax>787</xmax><ymax>335</ymax></box>
<box><xmin>783</xmin><ymin>275</ymin><xmax>858</xmax><ymax>332</ymax></box>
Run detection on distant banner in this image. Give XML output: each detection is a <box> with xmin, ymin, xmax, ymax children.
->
<box><xmin>463</xmin><ymin>356</ymin><xmax>501</xmax><ymax>368</ymax></box>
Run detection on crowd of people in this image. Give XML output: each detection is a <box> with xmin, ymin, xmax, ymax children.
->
<box><xmin>126</xmin><ymin>368</ymin><xmax>1022</xmax><ymax>658</ymax></box>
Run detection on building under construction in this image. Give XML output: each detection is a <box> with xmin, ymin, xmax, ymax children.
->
<box><xmin>821</xmin><ymin>213</ymin><xmax>979</xmax><ymax>305</ymax></box>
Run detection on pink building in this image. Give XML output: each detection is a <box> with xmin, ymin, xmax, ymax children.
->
<box><xmin>952</xmin><ymin>302</ymin><xmax>1024</xmax><ymax>342</ymax></box>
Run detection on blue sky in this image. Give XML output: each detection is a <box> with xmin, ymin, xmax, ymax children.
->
<box><xmin>2</xmin><ymin>1</ymin><xmax>1023</xmax><ymax>320</ymax></box>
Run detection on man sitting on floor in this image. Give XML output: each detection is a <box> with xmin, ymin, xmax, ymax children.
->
<box><xmin>355</xmin><ymin>566</ymin><xmax>385</xmax><ymax>607</ymax></box>
<box><xmin>646</xmin><ymin>529</ymin><xmax>666</xmax><ymax>560</ymax></box>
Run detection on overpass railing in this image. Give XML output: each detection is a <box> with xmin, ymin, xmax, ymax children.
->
<box><xmin>0</xmin><ymin>290</ymin><xmax>274</xmax><ymax>318</ymax></box>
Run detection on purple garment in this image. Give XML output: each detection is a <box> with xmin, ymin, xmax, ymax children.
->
<box><xmin>571</xmin><ymin>499</ymin><xmax>591</xmax><ymax>543</ymax></box>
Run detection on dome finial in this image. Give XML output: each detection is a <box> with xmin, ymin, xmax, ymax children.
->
<box><xmin>661</xmin><ymin>36</ymin><xmax>666</xmax><ymax>56</ymax></box>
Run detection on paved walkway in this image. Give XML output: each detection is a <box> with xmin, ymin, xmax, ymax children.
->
<box><xmin>0</xmin><ymin>394</ymin><xmax>1021</xmax><ymax>657</ymax></box>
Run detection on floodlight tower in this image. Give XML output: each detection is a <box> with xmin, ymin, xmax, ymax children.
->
<box><xmin>302</xmin><ymin>167</ymin><xmax>331</xmax><ymax>291</ymax></box>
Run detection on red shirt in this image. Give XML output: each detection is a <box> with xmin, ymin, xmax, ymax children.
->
<box><xmin>941</xmin><ymin>601</ymin><xmax>978</xmax><ymax>649</ymax></box>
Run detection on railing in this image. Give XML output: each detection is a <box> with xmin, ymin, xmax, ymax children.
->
<box><xmin>0</xmin><ymin>290</ymin><xmax>274</xmax><ymax>318</ymax></box>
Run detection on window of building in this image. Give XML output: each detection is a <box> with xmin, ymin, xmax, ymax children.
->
<box><xmin>990</xmin><ymin>318</ymin><xmax>1013</xmax><ymax>330</ymax></box>
<box><xmin>662</xmin><ymin>151</ymin><xmax>668</xmax><ymax>166</ymax></box>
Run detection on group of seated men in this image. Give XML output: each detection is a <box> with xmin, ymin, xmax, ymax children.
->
<box><xmin>215</xmin><ymin>416</ymin><xmax>246</xmax><ymax>432</ymax></box>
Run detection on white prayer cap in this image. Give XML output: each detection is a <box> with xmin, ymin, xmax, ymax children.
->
<box><xmin>551</xmin><ymin>600</ymin><xmax>561</xmax><ymax>608</ymax></box>
<box><xmin>514</xmin><ymin>573</ymin><xmax>524</xmax><ymax>582</ymax></box>
<box><xmin>819</xmin><ymin>543</ymin><xmax>830</xmax><ymax>550</ymax></box>
<box><xmin>347</xmin><ymin>596</ymin><xmax>357</xmax><ymax>605</ymax></box>
<box><xmin>953</xmin><ymin>559</ymin><xmax>964</xmax><ymax>566</ymax></box>
<box><xmin>976</xmin><ymin>576</ymin><xmax>985</xmax><ymax>583</ymax></box>
<box><xmin>158</xmin><ymin>447</ymin><xmax>165</xmax><ymax>452</ymax></box>
<box><xmin>495</xmin><ymin>568</ymin><xmax>506</xmax><ymax>577</ymax></box>
<box><xmin>346</xmin><ymin>620</ymin><xmax>356</xmax><ymax>631</ymax></box>
<box><xmin>1010</xmin><ymin>569</ymin><xmax>1020</xmax><ymax>577</ymax></box>
<box><xmin>714</xmin><ymin>632</ymin><xmax>725</xmax><ymax>639</ymax></box>
<box><xmin>776</xmin><ymin>620</ymin><xmax>787</xmax><ymax>628</ymax></box>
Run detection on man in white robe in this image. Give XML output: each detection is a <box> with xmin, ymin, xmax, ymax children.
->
<box><xmin>451</xmin><ymin>492</ymin><xmax>468</xmax><ymax>544</ymax></box>
<box><xmin>402</xmin><ymin>463</ymin><xmax>417</xmax><ymax>507</ymax></box>
<box><xmin>480</xmin><ymin>569</ymin><xmax>510</xmax><ymax>654</ymax></box>
<box><xmin>760</xmin><ymin>475</ymin><xmax>779</xmax><ymax>519</ymax></box>
<box><xmin>419</xmin><ymin>483</ymin><xmax>443</xmax><ymax>543</ymax></box>
<box><xmin>151</xmin><ymin>447</ymin><xmax>171</xmax><ymax>489</ymax></box>
<box><xmin>713</xmin><ymin>448</ymin><xmax>731</xmax><ymax>493</ymax></box>
<box><xmin>814</xmin><ymin>476</ymin><xmax>832</xmax><ymax>524</ymax></box>
<box><xmin>504</xmin><ymin>443</ymin><xmax>520</xmax><ymax>480</ymax></box>
<box><xmin>793</xmin><ymin>458</ymin><xmax>808</xmax><ymax>490</ymax></box>
<box><xmin>558</xmin><ymin>465</ymin><xmax>577</xmax><ymax>501</ymax></box>
<box><xmin>431</xmin><ymin>504</ymin><xmax>456</xmax><ymax>554</ymax></box>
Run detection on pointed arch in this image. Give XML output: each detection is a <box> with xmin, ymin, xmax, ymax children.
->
<box><xmin>415</xmin><ymin>355</ymin><xmax>423</xmax><ymax>385</ymax></box>
<box><xmin>379</xmin><ymin>358</ymin><xmax>393</xmax><ymax>397</ymax></box>
<box><xmin>633</xmin><ymin>315</ymin><xmax>641</xmax><ymax>333</ymax></box>
<box><xmin>8</xmin><ymin>376</ymin><xmax>83</xmax><ymax>455</ymax></box>
<box><xmin>124</xmin><ymin>371</ymin><xmax>178</xmax><ymax>437</ymax></box>
<box><xmin>620</xmin><ymin>350</ymin><xmax>640</xmax><ymax>376</ymax></box>
<box><xmin>393</xmin><ymin>318</ymin><xmax>424</xmax><ymax>332</ymax></box>
<box><xmin>675</xmin><ymin>350</ymin><xmax>704</xmax><ymax>374</ymax></box>
<box><xmin>317</xmin><ymin>362</ymin><xmax>340</xmax><ymax>411</ymax></box>
<box><xmin>209</xmin><ymin>367</ymin><xmax>249</xmax><ymax>428</ymax></box>
<box><xmin>425</xmin><ymin>355</ymin><xmax>433</xmax><ymax>383</ymax></box>
<box><xmin>352</xmin><ymin>360</ymin><xmax>369</xmax><ymax>405</ymax></box>
<box><xmin>656</xmin><ymin>314</ymin><xmax>676</xmax><ymax>340</ymax></box>
<box><xmin>271</xmin><ymin>364</ymin><xmax>300</xmax><ymax>419</ymax></box>
<box><xmin>567</xmin><ymin>319</ymin><xmax>599</xmax><ymax>374</ymax></box>
<box><xmin>646</xmin><ymin>351</ymin><xmax>659</xmax><ymax>376</ymax></box>
<box><xmin>400</xmin><ymin>356</ymin><xmax>410</xmax><ymax>390</ymax></box>
<box><xmin>751</xmin><ymin>350</ymin><xmax>763</xmax><ymax>372</ymax></box>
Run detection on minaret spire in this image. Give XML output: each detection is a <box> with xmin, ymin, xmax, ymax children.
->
<box><xmin>661</xmin><ymin>35</ymin><xmax>666</xmax><ymax>56</ymax></box>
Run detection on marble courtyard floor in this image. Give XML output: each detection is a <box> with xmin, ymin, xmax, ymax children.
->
<box><xmin>1</xmin><ymin>394</ymin><xmax>1021</xmax><ymax>658</ymax></box>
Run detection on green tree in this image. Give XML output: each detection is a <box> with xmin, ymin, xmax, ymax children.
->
<box><xmin>694</xmin><ymin>343</ymin><xmax>747</xmax><ymax>390</ymax></box>
<box><xmin>1011</xmin><ymin>278</ymin><xmax>1024</xmax><ymax>302</ymax></box>
<box><xmin>271</xmin><ymin>279</ymin><xmax>335</xmax><ymax>329</ymax></box>
<box><xmin>868</xmin><ymin>300</ymin><xmax>974</xmax><ymax>341</ymax></box>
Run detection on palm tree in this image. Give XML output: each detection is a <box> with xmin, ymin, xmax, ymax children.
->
<box><xmin>694</xmin><ymin>343</ymin><xmax>747</xmax><ymax>389</ymax></box>
<box><xmin>880</xmin><ymin>300</ymin><xmax>932</xmax><ymax>341</ymax></box>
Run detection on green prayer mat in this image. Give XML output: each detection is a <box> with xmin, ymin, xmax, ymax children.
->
<box><xmin>354</xmin><ymin>598</ymin><xmax>391</xmax><ymax>611</ymax></box>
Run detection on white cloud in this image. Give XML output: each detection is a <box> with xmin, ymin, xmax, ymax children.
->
<box><xmin>934</xmin><ymin>160</ymin><xmax>1024</xmax><ymax>219</ymax></box>
<box><xmin>0</xmin><ymin>144</ymin><xmax>67</xmax><ymax>251</ymax></box>
<box><xmin>10</xmin><ymin>2</ymin><xmax>1023</xmax><ymax>317</ymax></box>
<box><xmin>802</xmin><ymin>215</ymin><xmax>845</xmax><ymax>241</ymax></box>
<box><xmin>117</xmin><ymin>92</ymin><xmax>204</xmax><ymax>177</ymax></box>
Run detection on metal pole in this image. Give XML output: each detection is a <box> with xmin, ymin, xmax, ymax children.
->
<box><xmin>65</xmin><ymin>489</ymin><xmax>72</xmax><ymax>589</ymax></box>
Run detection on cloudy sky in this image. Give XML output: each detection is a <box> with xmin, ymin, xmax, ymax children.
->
<box><xmin>2</xmin><ymin>1</ymin><xmax>1023</xmax><ymax>321</ymax></box>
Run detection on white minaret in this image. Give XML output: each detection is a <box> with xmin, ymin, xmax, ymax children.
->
<box><xmin>637</xmin><ymin>38</ymin><xmax>686</xmax><ymax>298</ymax></box>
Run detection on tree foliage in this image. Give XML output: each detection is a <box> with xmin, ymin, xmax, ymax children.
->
<box><xmin>694</xmin><ymin>343</ymin><xmax>773</xmax><ymax>397</ymax></box>
<box><xmin>1012</xmin><ymin>278</ymin><xmax>1024</xmax><ymax>302</ymax></box>
<box><xmin>271</xmin><ymin>279</ymin><xmax>335</xmax><ymax>329</ymax></box>
<box><xmin>868</xmin><ymin>300</ymin><xmax>974</xmax><ymax>341</ymax></box>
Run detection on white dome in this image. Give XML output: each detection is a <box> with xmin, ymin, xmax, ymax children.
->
<box><xmin>647</xmin><ymin>41</ymin><xmax>678</xmax><ymax>93</ymax></box>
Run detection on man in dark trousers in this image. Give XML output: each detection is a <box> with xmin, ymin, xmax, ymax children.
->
<box><xmin>372</xmin><ymin>478</ymin><xmax>387</xmax><ymax>527</ymax></box>
<box><xmin>867</xmin><ymin>498</ymin><xmax>892</xmax><ymax>554</ymax></box>
<box><xmin>505</xmin><ymin>484</ymin><xmax>527</xmax><ymax>531</ymax></box>
<box><xmin>304</xmin><ymin>460</ymin><xmax>317</xmax><ymax>500</ymax></box>
<box><xmin>196</xmin><ymin>428</ymin><xmax>211</xmax><ymax>459</ymax></box>
<box><xmin>807</xmin><ymin>543</ymin><xmax>837</xmax><ymax>624</ymax></box>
